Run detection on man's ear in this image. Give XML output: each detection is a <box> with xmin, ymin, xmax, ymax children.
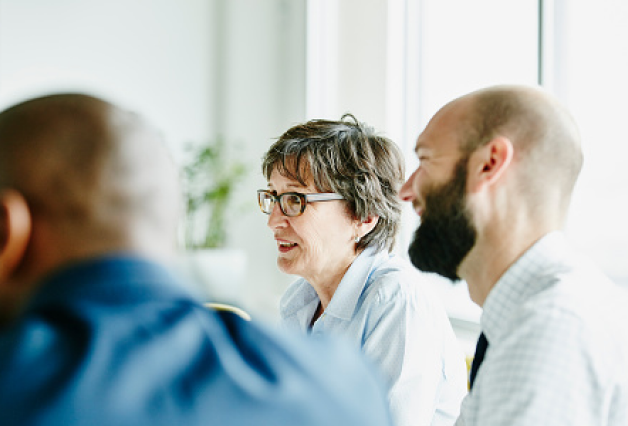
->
<box><xmin>0</xmin><ymin>189</ymin><xmax>32</xmax><ymax>282</ymax></box>
<box><xmin>356</xmin><ymin>215</ymin><xmax>379</xmax><ymax>240</ymax></box>
<box><xmin>467</xmin><ymin>136</ymin><xmax>514</xmax><ymax>192</ymax></box>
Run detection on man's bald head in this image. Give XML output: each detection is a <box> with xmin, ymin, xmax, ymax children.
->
<box><xmin>455</xmin><ymin>85</ymin><xmax>583</xmax><ymax>219</ymax></box>
<box><xmin>0</xmin><ymin>93</ymin><xmax>181</xmax><ymax>268</ymax></box>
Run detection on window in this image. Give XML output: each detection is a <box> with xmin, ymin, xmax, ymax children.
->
<box><xmin>307</xmin><ymin>1</ymin><xmax>628</xmax><ymax>349</ymax></box>
<box><xmin>549</xmin><ymin>0</ymin><xmax>628</xmax><ymax>288</ymax></box>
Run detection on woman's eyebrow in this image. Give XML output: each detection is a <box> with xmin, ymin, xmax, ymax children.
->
<box><xmin>267</xmin><ymin>182</ymin><xmax>309</xmax><ymax>191</ymax></box>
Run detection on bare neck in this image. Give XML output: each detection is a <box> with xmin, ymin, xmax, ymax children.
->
<box><xmin>309</xmin><ymin>252</ymin><xmax>359</xmax><ymax>311</ymax></box>
<box><xmin>460</xmin><ymin>219</ymin><xmax>558</xmax><ymax>308</ymax></box>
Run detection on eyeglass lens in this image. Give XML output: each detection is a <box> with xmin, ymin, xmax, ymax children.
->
<box><xmin>258</xmin><ymin>191</ymin><xmax>304</xmax><ymax>217</ymax></box>
<box><xmin>259</xmin><ymin>192</ymin><xmax>274</xmax><ymax>213</ymax></box>
<box><xmin>280</xmin><ymin>193</ymin><xmax>303</xmax><ymax>216</ymax></box>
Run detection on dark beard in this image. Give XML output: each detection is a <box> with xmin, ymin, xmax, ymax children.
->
<box><xmin>408</xmin><ymin>158</ymin><xmax>477</xmax><ymax>282</ymax></box>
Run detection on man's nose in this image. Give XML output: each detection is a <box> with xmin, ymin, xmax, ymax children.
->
<box><xmin>399</xmin><ymin>168</ymin><xmax>418</xmax><ymax>202</ymax></box>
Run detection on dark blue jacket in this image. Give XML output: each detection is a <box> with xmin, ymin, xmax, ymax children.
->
<box><xmin>0</xmin><ymin>255</ymin><xmax>392</xmax><ymax>426</ymax></box>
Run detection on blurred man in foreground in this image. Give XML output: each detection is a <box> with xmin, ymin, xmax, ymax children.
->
<box><xmin>400</xmin><ymin>85</ymin><xmax>628</xmax><ymax>425</ymax></box>
<box><xmin>0</xmin><ymin>93</ymin><xmax>393</xmax><ymax>426</ymax></box>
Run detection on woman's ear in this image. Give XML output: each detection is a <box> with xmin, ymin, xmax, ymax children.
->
<box><xmin>0</xmin><ymin>189</ymin><xmax>32</xmax><ymax>282</ymax></box>
<box><xmin>467</xmin><ymin>136</ymin><xmax>514</xmax><ymax>192</ymax></box>
<box><xmin>356</xmin><ymin>215</ymin><xmax>379</xmax><ymax>240</ymax></box>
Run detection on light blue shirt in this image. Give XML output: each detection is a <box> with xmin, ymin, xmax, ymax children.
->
<box><xmin>280</xmin><ymin>247</ymin><xmax>468</xmax><ymax>426</ymax></box>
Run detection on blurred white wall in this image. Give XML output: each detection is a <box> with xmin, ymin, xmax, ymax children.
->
<box><xmin>0</xmin><ymin>0</ymin><xmax>215</xmax><ymax>153</ymax></box>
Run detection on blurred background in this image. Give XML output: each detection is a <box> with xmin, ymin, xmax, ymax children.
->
<box><xmin>1</xmin><ymin>0</ymin><xmax>627</xmax><ymax>353</ymax></box>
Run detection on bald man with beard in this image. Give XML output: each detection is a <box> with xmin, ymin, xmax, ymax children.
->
<box><xmin>400</xmin><ymin>85</ymin><xmax>628</xmax><ymax>425</ymax></box>
<box><xmin>0</xmin><ymin>94</ymin><xmax>393</xmax><ymax>426</ymax></box>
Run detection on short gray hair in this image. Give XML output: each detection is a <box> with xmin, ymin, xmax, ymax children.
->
<box><xmin>261</xmin><ymin>114</ymin><xmax>404</xmax><ymax>252</ymax></box>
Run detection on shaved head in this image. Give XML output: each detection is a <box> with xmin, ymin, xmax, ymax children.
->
<box><xmin>456</xmin><ymin>85</ymin><xmax>583</xmax><ymax>218</ymax></box>
<box><xmin>0</xmin><ymin>93</ymin><xmax>181</xmax><ymax>285</ymax></box>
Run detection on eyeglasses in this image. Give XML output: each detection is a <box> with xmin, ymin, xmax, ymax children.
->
<box><xmin>257</xmin><ymin>190</ymin><xmax>345</xmax><ymax>217</ymax></box>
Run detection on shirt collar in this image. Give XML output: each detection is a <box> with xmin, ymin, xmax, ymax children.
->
<box><xmin>279</xmin><ymin>280</ymin><xmax>319</xmax><ymax>319</ymax></box>
<box><xmin>481</xmin><ymin>231</ymin><xmax>568</xmax><ymax>343</ymax></box>
<box><xmin>279</xmin><ymin>246</ymin><xmax>388</xmax><ymax>322</ymax></box>
<box><xmin>324</xmin><ymin>246</ymin><xmax>387</xmax><ymax>321</ymax></box>
<box><xmin>25</xmin><ymin>254</ymin><xmax>193</xmax><ymax>313</ymax></box>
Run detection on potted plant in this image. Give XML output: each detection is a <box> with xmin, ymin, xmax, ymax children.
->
<box><xmin>182</xmin><ymin>137</ymin><xmax>246</xmax><ymax>249</ymax></box>
<box><xmin>179</xmin><ymin>137</ymin><xmax>248</xmax><ymax>304</ymax></box>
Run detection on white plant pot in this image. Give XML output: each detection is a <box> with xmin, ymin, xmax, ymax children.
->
<box><xmin>176</xmin><ymin>248</ymin><xmax>247</xmax><ymax>305</ymax></box>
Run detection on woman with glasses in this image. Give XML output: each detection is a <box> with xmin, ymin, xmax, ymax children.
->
<box><xmin>258</xmin><ymin>114</ymin><xmax>467</xmax><ymax>426</ymax></box>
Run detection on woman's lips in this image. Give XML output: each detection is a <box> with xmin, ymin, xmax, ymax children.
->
<box><xmin>276</xmin><ymin>239</ymin><xmax>298</xmax><ymax>253</ymax></box>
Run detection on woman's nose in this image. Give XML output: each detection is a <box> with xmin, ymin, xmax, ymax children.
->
<box><xmin>266</xmin><ymin>202</ymin><xmax>286</xmax><ymax>229</ymax></box>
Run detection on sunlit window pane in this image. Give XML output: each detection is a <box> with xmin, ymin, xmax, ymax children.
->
<box><xmin>552</xmin><ymin>0</ymin><xmax>628</xmax><ymax>287</ymax></box>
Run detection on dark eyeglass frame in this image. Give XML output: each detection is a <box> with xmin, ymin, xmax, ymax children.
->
<box><xmin>257</xmin><ymin>189</ymin><xmax>345</xmax><ymax>217</ymax></box>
